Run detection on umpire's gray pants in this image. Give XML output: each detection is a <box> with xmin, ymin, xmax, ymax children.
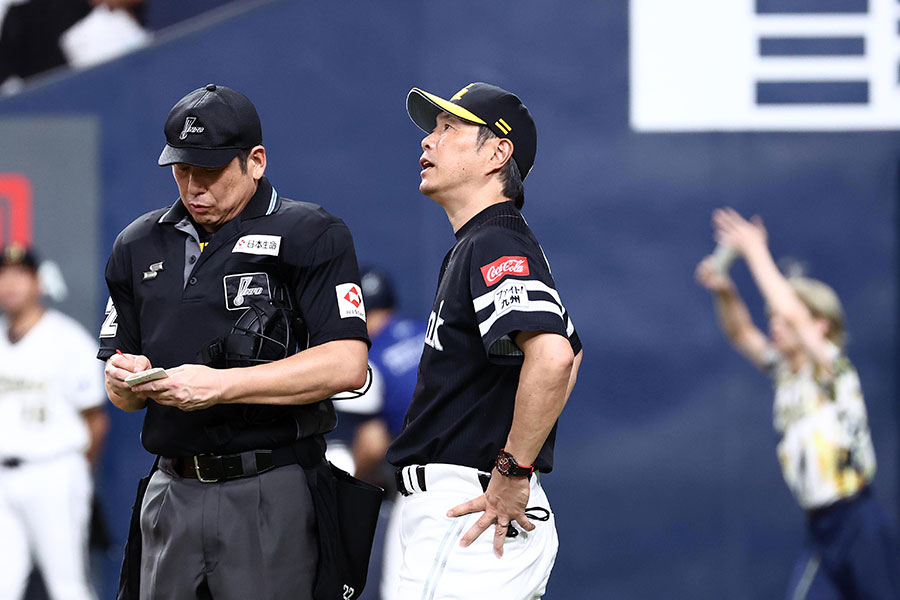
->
<box><xmin>139</xmin><ymin>463</ymin><xmax>317</xmax><ymax>600</ymax></box>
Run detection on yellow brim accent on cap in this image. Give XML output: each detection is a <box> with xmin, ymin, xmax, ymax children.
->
<box><xmin>407</xmin><ymin>88</ymin><xmax>487</xmax><ymax>133</ymax></box>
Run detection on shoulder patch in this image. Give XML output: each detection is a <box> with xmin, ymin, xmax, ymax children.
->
<box><xmin>336</xmin><ymin>283</ymin><xmax>366</xmax><ymax>321</ymax></box>
<box><xmin>480</xmin><ymin>256</ymin><xmax>529</xmax><ymax>286</ymax></box>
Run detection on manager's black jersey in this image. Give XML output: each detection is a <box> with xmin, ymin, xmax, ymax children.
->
<box><xmin>98</xmin><ymin>177</ymin><xmax>369</xmax><ymax>457</ymax></box>
<box><xmin>387</xmin><ymin>201</ymin><xmax>581</xmax><ymax>473</ymax></box>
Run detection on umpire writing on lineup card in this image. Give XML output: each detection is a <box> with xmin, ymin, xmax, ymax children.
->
<box><xmin>385</xmin><ymin>83</ymin><xmax>583</xmax><ymax>599</ymax></box>
<box><xmin>99</xmin><ymin>84</ymin><xmax>373</xmax><ymax>600</ymax></box>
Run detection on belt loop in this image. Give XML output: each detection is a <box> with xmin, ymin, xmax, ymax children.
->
<box><xmin>395</xmin><ymin>469</ymin><xmax>410</xmax><ymax>496</ymax></box>
<box><xmin>239</xmin><ymin>451</ymin><xmax>257</xmax><ymax>476</ymax></box>
<box><xmin>415</xmin><ymin>465</ymin><xmax>427</xmax><ymax>493</ymax></box>
<box><xmin>396</xmin><ymin>465</ymin><xmax>429</xmax><ymax>496</ymax></box>
<box><xmin>254</xmin><ymin>450</ymin><xmax>274</xmax><ymax>474</ymax></box>
<box><xmin>403</xmin><ymin>466</ymin><xmax>417</xmax><ymax>494</ymax></box>
<box><xmin>240</xmin><ymin>452</ymin><xmax>258</xmax><ymax>477</ymax></box>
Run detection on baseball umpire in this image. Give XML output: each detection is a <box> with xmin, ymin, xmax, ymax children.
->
<box><xmin>385</xmin><ymin>82</ymin><xmax>583</xmax><ymax>598</ymax></box>
<box><xmin>99</xmin><ymin>84</ymin><xmax>370</xmax><ymax>600</ymax></box>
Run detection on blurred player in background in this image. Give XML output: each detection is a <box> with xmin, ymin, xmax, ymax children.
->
<box><xmin>326</xmin><ymin>265</ymin><xmax>425</xmax><ymax>599</ymax></box>
<box><xmin>695</xmin><ymin>207</ymin><xmax>900</xmax><ymax>599</ymax></box>
<box><xmin>0</xmin><ymin>244</ymin><xmax>107</xmax><ymax>600</ymax></box>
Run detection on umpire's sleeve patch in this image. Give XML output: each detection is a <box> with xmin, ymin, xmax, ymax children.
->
<box><xmin>335</xmin><ymin>283</ymin><xmax>366</xmax><ymax>321</ymax></box>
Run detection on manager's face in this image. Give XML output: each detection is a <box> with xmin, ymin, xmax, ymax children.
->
<box><xmin>418</xmin><ymin>112</ymin><xmax>488</xmax><ymax>200</ymax></box>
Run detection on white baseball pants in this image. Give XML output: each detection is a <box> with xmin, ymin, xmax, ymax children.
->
<box><xmin>387</xmin><ymin>464</ymin><xmax>558</xmax><ymax>600</ymax></box>
<box><xmin>0</xmin><ymin>453</ymin><xmax>95</xmax><ymax>600</ymax></box>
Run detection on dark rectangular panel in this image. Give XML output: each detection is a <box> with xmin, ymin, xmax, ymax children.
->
<box><xmin>759</xmin><ymin>36</ymin><xmax>865</xmax><ymax>56</ymax></box>
<box><xmin>0</xmin><ymin>118</ymin><xmax>99</xmax><ymax>331</ymax></box>
<box><xmin>756</xmin><ymin>0</ymin><xmax>867</xmax><ymax>13</ymax></box>
<box><xmin>756</xmin><ymin>81</ymin><xmax>869</xmax><ymax>104</ymax></box>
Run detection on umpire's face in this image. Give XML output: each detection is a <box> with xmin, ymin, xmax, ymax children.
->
<box><xmin>172</xmin><ymin>145</ymin><xmax>266</xmax><ymax>233</ymax></box>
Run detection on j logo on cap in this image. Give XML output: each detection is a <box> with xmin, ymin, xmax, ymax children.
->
<box><xmin>159</xmin><ymin>84</ymin><xmax>263</xmax><ymax>169</ymax></box>
<box><xmin>179</xmin><ymin>117</ymin><xmax>205</xmax><ymax>140</ymax></box>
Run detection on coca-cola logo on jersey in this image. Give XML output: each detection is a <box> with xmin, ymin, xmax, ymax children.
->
<box><xmin>480</xmin><ymin>256</ymin><xmax>530</xmax><ymax>286</ymax></box>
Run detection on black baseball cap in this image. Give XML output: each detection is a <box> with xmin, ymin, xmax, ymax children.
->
<box><xmin>0</xmin><ymin>244</ymin><xmax>39</xmax><ymax>272</ymax></box>
<box><xmin>360</xmin><ymin>266</ymin><xmax>396</xmax><ymax>310</ymax></box>
<box><xmin>158</xmin><ymin>84</ymin><xmax>263</xmax><ymax>168</ymax></box>
<box><xmin>406</xmin><ymin>82</ymin><xmax>537</xmax><ymax>181</ymax></box>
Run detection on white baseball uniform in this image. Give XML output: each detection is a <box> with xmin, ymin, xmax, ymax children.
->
<box><xmin>0</xmin><ymin>309</ymin><xmax>104</xmax><ymax>600</ymax></box>
<box><xmin>389</xmin><ymin>464</ymin><xmax>558</xmax><ymax>600</ymax></box>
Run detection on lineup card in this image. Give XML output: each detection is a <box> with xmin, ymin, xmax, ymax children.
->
<box><xmin>125</xmin><ymin>367</ymin><xmax>168</xmax><ymax>386</ymax></box>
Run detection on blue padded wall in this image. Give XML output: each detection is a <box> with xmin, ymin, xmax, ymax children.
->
<box><xmin>1</xmin><ymin>2</ymin><xmax>896</xmax><ymax>598</ymax></box>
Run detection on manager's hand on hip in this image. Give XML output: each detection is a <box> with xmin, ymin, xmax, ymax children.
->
<box><xmin>131</xmin><ymin>364</ymin><xmax>224</xmax><ymax>412</ymax></box>
<box><xmin>447</xmin><ymin>469</ymin><xmax>534</xmax><ymax>558</ymax></box>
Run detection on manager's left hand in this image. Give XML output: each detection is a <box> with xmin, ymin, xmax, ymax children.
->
<box><xmin>131</xmin><ymin>364</ymin><xmax>224</xmax><ymax>412</ymax></box>
<box><xmin>447</xmin><ymin>469</ymin><xmax>534</xmax><ymax>558</ymax></box>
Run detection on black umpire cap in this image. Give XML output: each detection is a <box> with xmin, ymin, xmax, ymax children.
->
<box><xmin>406</xmin><ymin>82</ymin><xmax>537</xmax><ymax>206</ymax></box>
<box><xmin>158</xmin><ymin>84</ymin><xmax>262</xmax><ymax>168</ymax></box>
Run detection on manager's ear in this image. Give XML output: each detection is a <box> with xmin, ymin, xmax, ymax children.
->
<box><xmin>485</xmin><ymin>137</ymin><xmax>514</xmax><ymax>176</ymax></box>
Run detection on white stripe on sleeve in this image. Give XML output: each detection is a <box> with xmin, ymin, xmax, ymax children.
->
<box><xmin>478</xmin><ymin>300</ymin><xmax>564</xmax><ymax>337</ymax></box>
<box><xmin>472</xmin><ymin>279</ymin><xmax>562</xmax><ymax>312</ymax></box>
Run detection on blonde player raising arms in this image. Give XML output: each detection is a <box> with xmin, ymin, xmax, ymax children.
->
<box><xmin>696</xmin><ymin>207</ymin><xmax>900</xmax><ymax>599</ymax></box>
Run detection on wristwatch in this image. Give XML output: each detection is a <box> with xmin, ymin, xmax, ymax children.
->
<box><xmin>495</xmin><ymin>449</ymin><xmax>534</xmax><ymax>478</ymax></box>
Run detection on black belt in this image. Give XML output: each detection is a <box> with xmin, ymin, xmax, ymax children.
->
<box><xmin>394</xmin><ymin>465</ymin><xmax>491</xmax><ymax>496</ymax></box>
<box><xmin>395</xmin><ymin>465</ymin><xmax>427</xmax><ymax>496</ymax></box>
<box><xmin>1</xmin><ymin>457</ymin><xmax>23</xmax><ymax>468</ymax></box>
<box><xmin>159</xmin><ymin>438</ymin><xmax>324</xmax><ymax>484</ymax></box>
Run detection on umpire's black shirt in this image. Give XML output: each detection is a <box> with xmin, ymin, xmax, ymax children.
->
<box><xmin>387</xmin><ymin>201</ymin><xmax>581</xmax><ymax>474</ymax></box>
<box><xmin>98</xmin><ymin>177</ymin><xmax>369</xmax><ymax>457</ymax></box>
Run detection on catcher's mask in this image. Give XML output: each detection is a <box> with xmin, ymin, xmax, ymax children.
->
<box><xmin>224</xmin><ymin>299</ymin><xmax>297</xmax><ymax>367</ymax></box>
<box><xmin>197</xmin><ymin>289</ymin><xmax>373</xmax><ymax>399</ymax></box>
<box><xmin>199</xmin><ymin>291</ymin><xmax>305</xmax><ymax>368</ymax></box>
